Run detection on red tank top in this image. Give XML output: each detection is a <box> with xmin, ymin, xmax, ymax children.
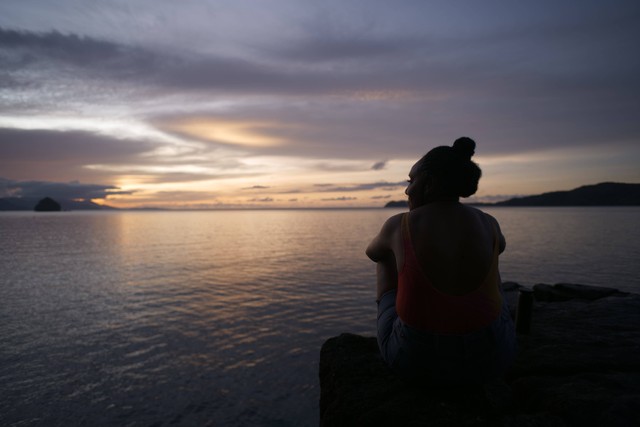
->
<box><xmin>396</xmin><ymin>213</ymin><xmax>503</xmax><ymax>335</ymax></box>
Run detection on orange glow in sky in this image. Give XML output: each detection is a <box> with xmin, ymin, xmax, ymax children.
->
<box><xmin>161</xmin><ymin>118</ymin><xmax>288</xmax><ymax>148</ymax></box>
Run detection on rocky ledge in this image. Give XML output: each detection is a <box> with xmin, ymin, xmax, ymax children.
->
<box><xmin>319</xmin><ymin>283</ymin><xmax>640</xmax><ymax>426</ymax></box>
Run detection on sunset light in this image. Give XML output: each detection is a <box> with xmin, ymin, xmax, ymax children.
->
<box><xmin>1</xmin><ymin>1</ymin><xmax>638</xmax><ymax>209</ymax></box>
<box><xmin>160</xmin><ymin>118</ymin><xmax>289</xmax><ymax>148</ymax></box>
<box><xmin>2</xmin><ymin>3</ymin><xmax>639</xmax><ymax>426</ymax></box>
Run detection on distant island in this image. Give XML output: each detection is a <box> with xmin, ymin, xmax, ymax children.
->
<box><xmin>384</xmin><ymin>200</ymin><xmax>410</xmax><ymax>208</ymax></box>
<box><xmin>34</xmin><ymin>197</ymin><xmax>62</xmax><ymax>212</ymax></box>
<box><xmin>0</xmin><ymin>197</ymin><xmax>115</xmax><ymax>211</ymax></box>
<box><xmin>385</xmin><ymin>182</ymin><xmax>640</xmax><ymax>208</ymax></box>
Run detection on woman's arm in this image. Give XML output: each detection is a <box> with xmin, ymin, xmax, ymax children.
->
<box><xmin>484</xmin><ymin>213</ymin><xmax>506</xmax><ymax>254</ymax></box>
<box><xmin>366</xmin><ymin>214</ymin><xmax>401</xmax><ymax>262</ymax></box>
<box><xmin>375</xmin><ymin>259</ymin><xmax>398</xmax><ymax>301</ymax></box>
<box><xmin>366</xmin><ymin>214</ymin><xmax>402</xmax><ymax>300</ymax></box>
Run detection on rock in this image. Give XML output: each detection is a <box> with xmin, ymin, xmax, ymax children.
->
<box><xmin>532</xmin><ymin>283</ymin><xmax>625</xmax><ymax>302</ymax></box>
<box><xmin>319</xmin><ymin>333</ymin><xmax>507</xmax><ymax>427</ymax></box>
<box><xmin>34</xmin><ymin>197</ymin><xmax>62</xmax><ymax>212</ymax></box>
<box><xmin>319</xmin><ymin>285</ymin><xmax>640</xmax><ymax>427</ymax></box>
<box><xmin>509</xmin><ymin>293</ymin><xmax>640</xmax><ymax>426</ymax></box>
<box><xmin>501</xmin><ymin>281</ymin><xmax>523</xmax><ymax>292</ymax></box>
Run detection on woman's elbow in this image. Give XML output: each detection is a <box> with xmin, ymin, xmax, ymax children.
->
<box><xmin>366</xmin><ymin>240</ymin><xmax>386</xmax><ymax>262</ymax></box>
<box><xmin>367</xmin><ymin>244</ymin><xmax>394</xmax><ymax>264</ymax></box>
<box><xmin>365</xmin><ymin>245</ymin><xmax>378</xmax><ymax>262</ymax></box>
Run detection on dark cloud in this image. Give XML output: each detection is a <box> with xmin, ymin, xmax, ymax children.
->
<box><xmin>0</xmin><ymin>128</ymin><xmax>151</xmax><ymax>161</ymax></box>
<box><xmin>321</xmin><ymin>196</ymin><xmax>357</xmax><ymax>201</ymax></box>
<box><xmin>371</xmin><ymin>160</ymin><xmax>386</xmax><ymax>170</ymax></box>
<box><xmin>0</xmin><ymin>128</ymin><xmax>253</xmax><ymax>184</ymax></box>
<box><xmin>276</xmin><ymin>188</ymin><xmax>303</xmax><ymax>194</ymax></box>
<box><xmin>320</xmin><ymin>182</ymin><xmax>405</xmax><ymax>192</ymax></box>
<box><xmin>242</xmin><ymin>185</ymin><xmax>270</xmax><ymax>190</ymax></box>
<box><xmin>0</xmin><ymin>177</ymin><xmax>131</xmax><ymax>200</ymax></box>
<box><xmin>0</xmin><ymin>28</ymin><xmax>238</xmax><ymax>92</ymax></box>
<box><xmin>0</xmin><ymin>128</ymin><xmax>157</xmax><ymax>180</ymax></box>
<box><xmin>223</xmin><ymin>179</ymin><xmax>402</xmax><ymax>204</ymax></box>
<box><xmin>0</xmin><ymin>27</ymin><xmax>372</xmax><ymax>96</ymax></box>
<box><xmin>1</xmin><ymin>28</ymin><xmax>128</xmax><ymax>64</ymax></box>
<box><xmin>0</xmin><ymin>28</ymin><xmax>162</xmax><ymax>85</ymax></box>
<box><xmin>276</xmin><ymin>181</ymin><xmax>405</xmax><ymax>195</ymax></box>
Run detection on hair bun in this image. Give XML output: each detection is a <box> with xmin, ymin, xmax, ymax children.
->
<box><xmin>452</xmin><ymin>137</ymin><xmax>476</xmax><ymax>159</ymax></box>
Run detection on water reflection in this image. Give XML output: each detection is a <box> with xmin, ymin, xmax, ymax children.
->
<box><xmin>1</xmin><ymin>208</ymin><xmax>638</xmax><ymax>426</ymax></box>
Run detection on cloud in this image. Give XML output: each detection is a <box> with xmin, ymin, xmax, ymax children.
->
<box><xmin>275</xmin><ymin>181</ymin><xmax>405</xmax><ymax>195</ymax></box>
<box><xmin>0</xmin><ymin>127</ymin><xmax>153</xmax><ymax>161</ymax></box>
<box><xmin>0</xmin><ymin>28</ymin><xmax>144</xmax><ymax>69</ymax></box>
<box><xmin>371</xmin><ymin>160</ymin><xmax>387</xmax><ymax>170</ymax></box>
<box><xmin>248</xmin><ymin>197</ymin><xmax>274</xmax><ymax>202</ymax></box>
<box><xmin>0</xmin><ymin>28</ymin><xmax>256</xmax><ymax>98</ymax></box>
<box><xmin>320</xmin><ymin>181</ymin><xmax>406</xmax><ymax>192</ymax></box>
<box><xmin>3</xmin><ymin>4</ymin><xmax>639</xmax><ymax>103</ymax></box>
<box><xmin>135</xmin><ymin>190</ymin><xmax>218</xmax><ymax>203</ymax></box>
<box><xmin>3</xmin><ymin>13</ymin><xmax>639</xmax><ymax>164</ymax></box>
<box><xmin>4</xmin><ymin>17</ymin><xmax>631</xmax><ymax>105</ymax></box>
<box><xmin>0</xmin><ymin>127</ymin><xmax>157</xmax><ymax>180</ymax></box>
<box><xmin>242</xmin><ymin>185</ymin><xmax>270</xmax><ymax>190</ymax></box>
<box><xmin>0</xmin><ymin>127</ymin><xmax>259</xmax><ymax>184</ymax></box>
<box><xmin>272</xmin><ymin>34</ymin><xmax>419</xmax><ymax>63</ymax></box>
<box><xmin>321</xmin><ymin>196</ymin><xmax>357</xmax><ymax>201</ymax></box>
<box><xmin>0</xmin><ymin>177</ymin><xmax>131</xmax><ymax>200</ymax></box>
<box><xmin>0</xmin><ymin>27</ymin><xmax>386</xmax><ymax>97</ymax></box>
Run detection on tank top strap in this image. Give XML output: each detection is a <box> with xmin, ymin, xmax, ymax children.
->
<box><xmin>401</xmin><ymin>212</ymin><xmax>411</xmax><ymax>243</ymax></box>
<box><xmin>490</xmin><ymin>220</ymin><xmax>500</xmax><ymax>259</ymax></box>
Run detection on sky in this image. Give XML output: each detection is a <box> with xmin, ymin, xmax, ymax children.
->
<box><xmin>1</xmin><ymin>0</ymin><xmax>639</xmax><ymax>208</ymax></box>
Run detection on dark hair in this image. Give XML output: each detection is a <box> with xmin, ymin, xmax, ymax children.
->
<box><xmin>416</xmin><ymin>137</ymin><xmax>482</xmax><ymax>198</ymax></box>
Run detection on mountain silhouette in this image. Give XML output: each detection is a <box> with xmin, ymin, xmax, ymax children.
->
<box><xmin>385</xmin><ymin>182</ymin><xmax>640</xmax><ymax>208</ymax></box>
<box><xmin>494</xmin><ymin>182</ymin><xmax>640</xmax><ymax>206</ymax></box>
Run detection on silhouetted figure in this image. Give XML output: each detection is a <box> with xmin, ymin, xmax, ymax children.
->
<box><xmin>34</xmin><ymin>197</ymin><xmax>61</xmax><ymax>212</ymax></box>
<box><xmin>366</xmin><ymin>137</ymin><xmax>516</xmax><ymax>386</ymax></box>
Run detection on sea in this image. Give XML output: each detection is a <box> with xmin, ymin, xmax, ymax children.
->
<box><xmin>1</xmin><ymin>207</ymin><xmax>639</xmax><ymax>426</ymax></box>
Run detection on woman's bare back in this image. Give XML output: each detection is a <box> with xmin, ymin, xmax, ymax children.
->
<box><xmin>403</xmin><ymin>202</ymin><xmax>504</xmax><ymax>295</ymax></box>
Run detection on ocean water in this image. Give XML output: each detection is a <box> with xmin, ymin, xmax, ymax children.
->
<box><xmin>1</xmin><ymin>207</ymin><xmax>638</xmax><ymax>426</ymax></box>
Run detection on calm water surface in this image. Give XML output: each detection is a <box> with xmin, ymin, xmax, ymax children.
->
<box><xmin>1</xmin><ymin>207</ymin><xmax>638</xmax><ymax>426</ymax></box>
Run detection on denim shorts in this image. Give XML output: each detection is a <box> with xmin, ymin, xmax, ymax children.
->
<box><xmin>377</xmin><ymin>289</ymin><xmax>516</xmax><ymax>385</ymax></box>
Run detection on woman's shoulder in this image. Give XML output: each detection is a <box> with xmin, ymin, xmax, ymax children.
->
<box><xmin>462</xmin><ymin>204</ymin><xmax>500</xmax><ymax>224</ymax></box>
<box><xmin>381</xmin><ymin>211</ymin><xmax>406</xmax><ymax>231</ymax></box>
<box><xmin>461</xmin><ymin>205</ymin><xmax>506</xmax><ymax>251</ymax></box>
<box><xmin>366</xmin><ymin>211</ymin><xmax>406</xmax><ymax>261</ymax></box>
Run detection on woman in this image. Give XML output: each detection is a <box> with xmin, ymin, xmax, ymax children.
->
<box><xmin>366</xmin><ymin>137</ymin><xmax>516</xmax><ymax>385</ymax></box>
